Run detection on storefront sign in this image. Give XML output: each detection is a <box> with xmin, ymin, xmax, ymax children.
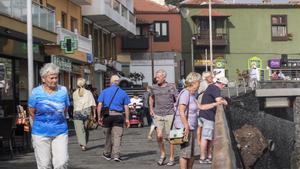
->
<box><xmin>87</xmin><ymin>53</ymin><xmax>93</xmax><ymax>64</ymax></box>
<box><xmin>248</xmin><ymin>56</ymin><xmax>262</xmax><ymax>69</ymax></box>
<box><xmin>214</xmin><ymin>57</ymin><xmax>226</xmax><ymax>68</ymax></box>
<box><xmin>60</xmin><ymin>36</ymin><xmax>78</xmax><ymax>54</ymax></box>
<box><xmin>268</xmin><ymin>59</ymin><xmax>281</xmax><ymax>68</ymax></box>
<box><xmin>94</xmin><ymin>63</ymin><xmax>107</xmax><ymax>72</ymax></box>
<box><xmin>51</xmin><ymin>55</ymin><xmax>72</xmax><ymax>72</ymax></box>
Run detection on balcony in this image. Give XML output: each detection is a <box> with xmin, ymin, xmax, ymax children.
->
<box><xmin>122</xmin><ymin>36</ymin><xmax>149</xmax><ymax>50</ymax></box>
<box><xmin>194</xmin><ymin>32</ymin><xmax>228</xmax><ymax>46</ymax></box>
<box><xmin>56</xmin><ymin>23</ymin><xmax>92</xmax><ymax>54</ymax></box>
<box><xmin>0</xmin><ymin>0</ymin><xmax>55</xmax><ymax>33</ymax></box>
<box><xmin>82</xmin><ymin>0</ymin><xmax>136</xmax><ymax>35</ymax></box>
<box><xmin>70</xmin><ymin>0</ymin><xmax>91</xmax><ymax>5</ymax></box>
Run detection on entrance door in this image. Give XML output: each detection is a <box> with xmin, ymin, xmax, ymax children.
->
<box><xmin>0</xmin><ymin>57</ymin><xmax>14</xmax><ymax>116</ymax></box>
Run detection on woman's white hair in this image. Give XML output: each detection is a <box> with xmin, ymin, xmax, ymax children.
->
<box><xmin>40</xmin><ymin>63</ymin><xmax>59</xmax><ymax>77</ymax></box>
<box><xmin>156</xmin><ymin>69</ymin><xmax>167</xmax><ymax>78</ymax></box>
<box><xmin>185</xmin><ymin>72</ymin><xmax>201</xmax><ymax>87</ymax></box>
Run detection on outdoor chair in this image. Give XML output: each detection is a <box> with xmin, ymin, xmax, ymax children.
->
<box><xmin>0</xmin><ymin>117</ymin><xmax>16</xmax><ymax>159</ymax></box>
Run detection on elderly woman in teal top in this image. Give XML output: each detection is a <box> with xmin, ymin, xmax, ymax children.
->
<box><xmin>28</xmin><ymin>63</ymin><xmax>70</xmax><ymax>169</ymax></box>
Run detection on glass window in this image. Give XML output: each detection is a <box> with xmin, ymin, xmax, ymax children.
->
<box><xmin>61</xmin><ymin>11</ymin><xmax>67</xmax><ymax>28</ymax></box>
<box><xmin>153</xmin><ymin>21</ymin><xmax>169</xmax><ymax>42</ymax></box>
<box><xmin>0</xmin><ymin>58</ymin><xmax>13</xmax><ymax>116</ymax></box>
<box><xmin>83</xmin><ymin>21</ymin><xmax>90</xmax><ymax>38</ymax></box>
<box><xmin>112</xmin><ymin>0</ymin><xmax>120</xmax><ymax>13</ymax></box>
<box><xmin>271</xmin><ymin>15</ymin><xmax>288</xmax><ymax>41</ymax></box>
<box><xmin>136</xmin><ymin>26</ymin><xmax>141</xmax><ymax>36</ymax></box>
<box><xmin>122</xmin><ymin>5</ymin><xmax>127</xmax><ymax>19</ymax></box>
<box><xmin>71</xmin><ymin>17</ymin><xmax>78</xmax><ymax>32</ymax></box>
<box><xmin>93</xmin><ymin>28</ymin><xmax>99</xmax><ymax>58</ymax></box>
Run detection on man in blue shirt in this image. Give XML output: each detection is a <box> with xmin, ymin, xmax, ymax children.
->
<box><xmin>96</xmin><ymin>75</ymin><xmax>130</xmax><ymax>162</ymax></box>
<box><xmin>28</xmin><ymin>63</ymin><xmax>70</xmax><ymax>169</ymax></box>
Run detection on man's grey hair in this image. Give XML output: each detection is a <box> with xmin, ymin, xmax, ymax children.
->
<box><xmin>40</xmin><ymin>63</ymin><xmax>59</xmax><ymax>77</ymax></box>
<box><xmin>156</xmin><ymin>69</ymin><xmax>167</xmax><ymax>77</ymax></box>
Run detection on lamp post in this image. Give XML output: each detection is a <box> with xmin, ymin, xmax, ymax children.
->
<box><xmin>191</xmin><ymin>36</ymin><xmax>195</xmax><ymax>72</ymax></box>
<box><xmin>149</xmin><ymin>24</ymin><xmax>155</xmax><ymax>84</ymax></box>
<box><xmin>27</xmin><ymin>0</ymin><xmax>33</xmax><ymax>95</ymax></box>
<box><xmin>208</xmin><ymin>0</ymin><xmax>213</xmax><ymax>72</ymax></box>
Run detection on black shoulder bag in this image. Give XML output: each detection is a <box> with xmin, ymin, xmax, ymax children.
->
<box><xmin>102</xmin><ymin>88</ymin><xmax>119</xmax><ymax>118</ymax></box>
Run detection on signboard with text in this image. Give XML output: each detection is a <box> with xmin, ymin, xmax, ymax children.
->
<box><xmin>51</xmin><ymin>55</ymin><xmax>72</xmax><ymax>72</ymax></box>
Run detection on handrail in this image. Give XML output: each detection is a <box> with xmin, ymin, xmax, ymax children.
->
<box><xmin>212</xmin><ymin>106</ymin><xmax>237</xmax><ymax>169</ymax></box>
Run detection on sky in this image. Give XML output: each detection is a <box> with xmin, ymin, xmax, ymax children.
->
<box><xmin>235</xmin><ymin>0</ymin><xmax>289</xmax><ymax>3</ymax></box>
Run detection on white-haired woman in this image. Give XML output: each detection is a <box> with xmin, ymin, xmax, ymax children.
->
<box><xmin>28</xmin><ymin>63</ymin><xmax>70</xmax><ymax>169</ymax></box>
<box><xmin>173</xmin><ymin>72</ymin><xmax>225</xmax><ymax>169</ymax></box>
<box><xmin>72</xmin><ymin>78</ymin><xmax>96</xmax><ymax>151</ymax></box>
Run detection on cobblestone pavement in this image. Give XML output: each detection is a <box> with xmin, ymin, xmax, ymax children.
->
<box><xmin>0</xmin><ymin>126</ymin><xmax>210</xmax><ymax>169</ymax></box>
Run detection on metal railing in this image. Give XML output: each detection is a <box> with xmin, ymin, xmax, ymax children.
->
<box><xmin>0</xmin><ymin>0</ymin><xmax>55</xmax><ymax>32</ymax></box>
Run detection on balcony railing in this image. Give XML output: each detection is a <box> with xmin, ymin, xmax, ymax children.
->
<box><xmin>0</xmin><ymin>0</ymin><xmax>55</xmax><ymax>32</ymax></box>
<box><xmin>56</xmin><ymin>23</ymin><xmax>92</xmax><ymax>54</ymax></box>
<box><xmin>122</xmin><ymin>36</ymin><xmax>149</xmax><ymax>50</ymax></box>
<box><xmin>194</xmin><ymin>32</ymin><xmax>228</xmax><ymax>46</ymax></box>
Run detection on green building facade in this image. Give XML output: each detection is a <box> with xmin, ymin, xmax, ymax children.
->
<box><xmin>180</xmin><ymin>3</ymin><xmax>300</xmax><ymax>82</ymax></box>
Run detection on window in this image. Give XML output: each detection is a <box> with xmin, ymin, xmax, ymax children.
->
<box><xmin>122</xmin><ymin>5</ymin><xmax>127</xmax><ymax>19</ymax></box>
<box><xmin>83</xmin><ymin>21</ymin><xmax>90</xmax><ymax>38</ymax></box>
<box><xmin>61</xmin><ymin>12</ymin><xmax>67</xmax><ymax>28</ymax></box>
<box><xmin>271</xmin><ymin>15</ymin><xmax>288</xmax><ymax>41</ymax></box>
<box><xmin>153</xmin><ymin>21</ymin><xmax>169</xmax><ymax>42</ymax></box>
<box><xmin>93</xmin><ymin>28</ymin><xmax>99</xmax><ymax>58</ymax></box>
<box><xmin>70</xmin><ymin>17</ymin><xmax>78</xmax><ymax>32</ymax></box>
<box><xmin>136</xmin><ymin>26</ymin><xmax>142</xmax><ymax>36</ymax></box>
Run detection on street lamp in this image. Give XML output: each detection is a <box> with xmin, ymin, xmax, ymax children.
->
<box><xmin>208</xmin><ymin>0</ymin><xmax>213</xmax><ymax>72</ymax></box>
<box><xmin>149</xmin><ymin>24</ymin><xmax>155</xmax><ymax>84</ymax></box>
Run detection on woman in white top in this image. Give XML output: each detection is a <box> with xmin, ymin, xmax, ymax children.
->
<box><xmin>73</xmin><ymin>78</ymin><xmax>96</xmax><ymax>151</ymax></box>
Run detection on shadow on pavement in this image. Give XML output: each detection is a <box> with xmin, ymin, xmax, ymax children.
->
<box><xmin>122</xmin><ymin>150</ymin><xmax>157</xmax><ymax>161</ymax></box>
<box><xmin>86</xmin><ymin>144</ymin><xmax>104</xmax><ymax>151</ymax></box>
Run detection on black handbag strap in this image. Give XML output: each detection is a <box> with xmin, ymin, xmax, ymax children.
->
<box><xmin>107</xmin><ymin>88</ymin><xmax>119</xmax><ymax>109</ymax></box>
<box><xmin>170</xmin><ymin>89</ymin><xmax>190</xmax><ymax>130</ymax></box>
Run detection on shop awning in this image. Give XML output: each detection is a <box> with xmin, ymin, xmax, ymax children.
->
<box><xmin>44</xmin><ymin>45</ymin><xmax>88</xmax><ymax>63</ymax></box>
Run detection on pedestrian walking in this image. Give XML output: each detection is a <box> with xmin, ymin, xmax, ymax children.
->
<box><xmin>72</xmin><ymin>78</ymin><xmax>96</xmax><ymax>151</ymax></box>
<box><xmin>149</xmin><ymin>69</ymin><xmax>177</xmax><ymax>166</ymax></box>
<box><xmin>96</xmin><ymin>75</ymin><xmax>130</xmax><ymax>162</ymax></box>
<box><xmin>142</xmin><ymin>86</ymin><xmax>151</xmax><ymax>126</ymax></box>
<box><xmin>28</xmin><ymin>63</ymin><xmax>70</xmax><ymax>169</ymax></box>
<box><xmin>199</xmin><ymin>77</ymin><xmax>228</xmax><ymax>164</ymax></box>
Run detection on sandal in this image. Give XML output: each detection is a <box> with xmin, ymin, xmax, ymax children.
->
<box><xmin>81</xmin><ymin>146</ymin><xmax>87</xmax><ymax>151</ymax></box>
<box><xmin>166</xmin><ymin>160</ymin><xmax>175</xmax><ymax>166</ymax></box>
<box><xmin>206</xmin><ymin>158</ymin><xmax>212</xmax><ymax>164</ymax></box>
<box><xmin>157</xmin><ymin>156</ymin><xmax>166</xmax><ymax>166</ymax></box>
<box><xmin>199</xmin><ymin>159</ymin><xmax>208</xmax><ymax>164</ymax></box>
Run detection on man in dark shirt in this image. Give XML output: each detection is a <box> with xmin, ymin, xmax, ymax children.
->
<box><xmin>198</xmin><ymin>77</ymin><xmax>228</xmax><ymax>164</ymax></box>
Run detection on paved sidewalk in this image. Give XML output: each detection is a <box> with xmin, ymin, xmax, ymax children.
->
<box><xmin>0</xmin><ymin>126</ymin><xmax>210</xmax><ymax>169</ymax></box>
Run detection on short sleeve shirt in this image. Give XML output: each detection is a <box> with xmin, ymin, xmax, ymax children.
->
<box><xmin>199</xmin><ymin>84</ymin><xmax>221</xmax><ymax>122</ymax></box>
<box><xmin>150</xmin><ymin>83</ymin><xmax>177</xmax><ymax>116</ymax></box>
<box><xmin>98</xmin><ymin>84</ymin><xmax>130</xmax><ymax>112</ymax></box>
<box><xmin>28</xmin><ymin>85</ymin><xmax>70</xmax><ymax>137</ymax></box>
<box><xmin>174</xmin><ymin>89</ymin><xmax>199</xmax><ymax>130</ymax></box>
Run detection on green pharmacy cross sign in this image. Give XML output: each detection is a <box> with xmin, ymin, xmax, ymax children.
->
<box><xmin>60</xmin><ymin>36</ymin><xmax>78</xmax><ymax>54</ymax></box>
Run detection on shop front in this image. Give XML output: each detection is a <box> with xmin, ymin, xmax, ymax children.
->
<box><xmin>0</xmin><ymin>36</ymin><xmax>44</xmax><ymax>116</ymax></box>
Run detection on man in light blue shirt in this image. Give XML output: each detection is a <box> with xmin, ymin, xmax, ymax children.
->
<box><xmin>97</xmin><ymin>75</ymin><xmax>130</xmax><ymax>162</ymax></box>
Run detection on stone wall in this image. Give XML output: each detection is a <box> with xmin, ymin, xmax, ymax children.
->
<box><xmin>226</xmin><ymin>92</ymin><xmax>295</xmax><ymax>169</ymax></box>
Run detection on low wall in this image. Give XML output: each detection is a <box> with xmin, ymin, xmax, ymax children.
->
<box><xmin>227</xmin><ymin>92</ymin><xmax>295</xmax><ymax>169</ymax></box>
<box><xmin>212</xmin><ymin>106</ymin><xmax>237</xmax><ymax>169</ymax></box>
